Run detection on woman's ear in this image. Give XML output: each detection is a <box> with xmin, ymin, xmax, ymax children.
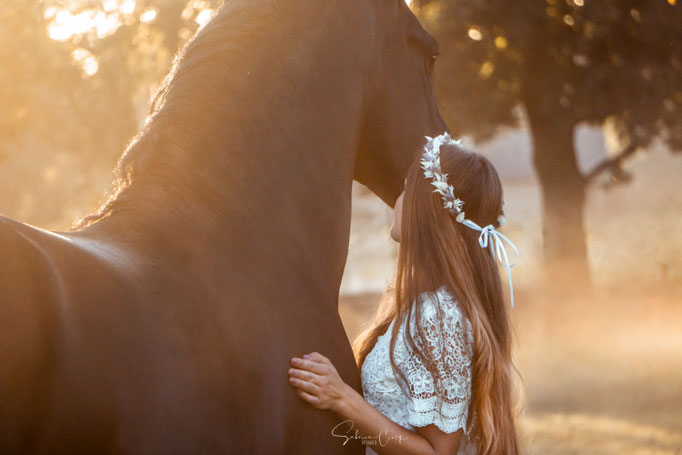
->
<box><xmin>390</xmin><ymin>190</ymin><xmax>404</xmax><ymax>243</ymax></box>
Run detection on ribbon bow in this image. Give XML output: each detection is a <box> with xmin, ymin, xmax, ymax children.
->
<box><xmin>460</xmin><ymin>219</ymin><xmax>520</xmax><ymax>308</ymax></box>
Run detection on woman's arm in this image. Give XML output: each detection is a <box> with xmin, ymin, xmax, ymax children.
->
<box><xmin>288</xmin><ymin>352</ymin><xmax>462</xmax><ymax>455</ymax></box>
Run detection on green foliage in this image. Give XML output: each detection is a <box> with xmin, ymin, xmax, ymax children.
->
<box><xmin>418</xmin><ymin>0</ymin><xmax>682</xmax><ymax>152</ymax></box>
<box><xmin>415</xmin><ymin>0</ymin><xmax>681</xmax><ymax>273</ymax></box>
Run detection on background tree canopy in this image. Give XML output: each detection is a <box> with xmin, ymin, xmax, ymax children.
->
<box><xmin>415</xmin><ymin>0</ymin><xmax>681</xmax><ymax>283</ymax></box>
<box><xmin>0</xmin><ymin>0</ymin><xmax>222</xmax><ymax>226</ymax></box>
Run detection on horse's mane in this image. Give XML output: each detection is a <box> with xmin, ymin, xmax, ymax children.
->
<box><xmin>73</xmin><ymin>0</ymin><xmax>290</xmax><ymax>229</ymax></box>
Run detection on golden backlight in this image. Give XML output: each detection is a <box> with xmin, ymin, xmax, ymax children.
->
<box><xmin>43</xmin><ymin>0</ymin><xmax>214</xmax><ymax>77</ymax></box>
<box><xmin>45</xmin><ymin>1</ymin><xmax>211</xmax><ymax>41</ymax></box>
<box><xmin>0</xmin><ymin>1</ymin><xmax>679</xmax><ymax>453</ymax></box>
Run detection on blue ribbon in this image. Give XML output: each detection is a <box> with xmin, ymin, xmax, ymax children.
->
<box><xmin>460</xmin><ymin>219</ymin><xmax>520</xmax><ymax>308</ymax></box>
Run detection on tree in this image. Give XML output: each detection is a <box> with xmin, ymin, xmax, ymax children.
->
<box><xmin>0</xmin><ymin>0</ymin><xmax>222</xmax><ymax>228</ymax></box>
<box><xmin>415</xmin><ymin>0</ymin><xmax>682</xmax><ymax>284</ymax></box>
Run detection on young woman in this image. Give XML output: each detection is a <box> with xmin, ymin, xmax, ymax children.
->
<box><xmin>287</xmin><ymin>133</ymin><xmax>522</xmax><ymax>455</ymax></box>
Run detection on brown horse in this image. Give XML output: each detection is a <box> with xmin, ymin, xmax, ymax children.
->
<box><xmin>0</xmin><ymin>0</ymin><xmax>446</xmax><ymax>452</ymax></box>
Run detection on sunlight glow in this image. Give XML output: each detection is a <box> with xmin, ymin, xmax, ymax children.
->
<box><xmin>479</xmin><ymin>61</ymin><xmax>495</xmax><ymax>78</ymax></box>
<box><xmin>103</xmin><ymin>0</ymin><xmax>118</xmax><ymax>12</ymax></box>
<box><xmin>44</xmin><ymin>6</ymin><xmax>58</xmax><ymax>20</ymax></box>
<box><xmin>573</xmin><ymin>54</ymin><xmax>590</xmax><ymax>67</ymax></box>
<box><xmin>48</xmin><ymin>8</ymin><xmax>123</xmax><ymax>41</ymax></box>
<box><xmin>82</xmin><ymin>58</ymin><xmax>99</xmax><ymax>76</ymax></box>
<box><xmin>49</xmin><ymin>10</ymin><xmax>84</xmax><ymax>41</ymax></box>
<box><xmin>121</xmin><ymin>0</ymin><xmax>136</xmax><ymax>15</ymax></box>
<box><xmin>140</xmin><ymin>8</ymin><xmax>158</xmax><ymax>24</ymax></box>
<box><xmin>405</xmin><ymin>0</ymin><xmax>414</xmax><ymax>6</ymax></box>
<box><xmin>45</xmin><ymin>1</ymin><xmax>146</xmax><ymax>42</ymax></box>
<box><xmin>494</xmin><ymin>36</ymin><xmax>508</xmax><ymax>49</ymax></box>
<box><xmin>467</xmin><ymin>27</ymin><xmax>483</xmax><ymax>41</ymax></box>
<box><xmin>71</xmin><ymin>48</ymin><xmax>99</xmax><ymax>77</ymax></box>
<box><xmin>95</xmin><ymin>12</ymin><xmax>120</xmax><ymax>39</ymax></box>
<box><xmin>181</xmin><ymin>4</ymin><xmax>195</xmax><ymax>21</ymax></box>
<box><xmin>195</xmin><ymin>9</ymin><xmax>214</xmax><ymax>27</ymax></box>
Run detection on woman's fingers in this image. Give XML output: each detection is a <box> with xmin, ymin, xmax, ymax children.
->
<box><xmin>288</xmin><ymin>376</ymin><xmax>320</xmax><ymax>396</ymax></box>
<box><xmin>288</xmin><ymin>352</ymin><xmax>346</xmax><ymax>412</ymax></box>
<box><xmin>290</xmin><ymin>357</ymin><xmax>329</xmax><ymax>375</ymax></box>
<box><xmin>288</xmin><ymin>368</ymin><xmax>321</xmax><ymax>383</ymax></box>
<box><xmin>306</xmin><ymin>352</ymin><xmax>330</xmax><ymax>365</ymax></box>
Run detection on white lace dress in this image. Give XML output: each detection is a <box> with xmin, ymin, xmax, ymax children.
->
<box><xmin>360</xmin><ymin>285</ymin><xmax>476</xmax><ymax>455</ymax></box>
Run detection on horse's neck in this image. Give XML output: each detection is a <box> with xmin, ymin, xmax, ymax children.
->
<box><xmin>77</xmin><ymin>1</ymin><xmax>373</xmax><ymax>296</ymax></box>
<box><xmin>82</xmin><ymin>70</ymin><xmax>366</xmax><ymax>297</ymax></box>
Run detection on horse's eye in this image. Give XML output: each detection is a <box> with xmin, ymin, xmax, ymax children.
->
<box><xmin>427</xmin><ymin>54</ymin><xmax>438</xmax><ymax>72</ymax></box>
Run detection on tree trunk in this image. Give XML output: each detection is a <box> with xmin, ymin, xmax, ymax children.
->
<box><xmin>524</xmin><ymin>102</ymin><xmax>592</xmax><ymax>292</ymax></box>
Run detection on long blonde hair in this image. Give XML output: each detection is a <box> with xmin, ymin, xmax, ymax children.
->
<box><xmin>352</xmin><ymin>143</ymin><xmax>522</xmax><ymax>454</ymax></box>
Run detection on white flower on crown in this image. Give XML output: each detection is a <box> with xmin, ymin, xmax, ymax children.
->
<box><xmin>431</xmin><ymin>180</ymin><xmax>450</xmax><ymax>193</ymax></box>
<box><xmin>443</xmin><ymin>198</ymin><xmax>464</xmax><ymax>213</ymax></box>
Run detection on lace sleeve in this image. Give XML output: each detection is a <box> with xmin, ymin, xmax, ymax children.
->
<box><xmin>399</xmin><ymin>290</ymin><xmax>474</xmax><ymax>434</ymax></box>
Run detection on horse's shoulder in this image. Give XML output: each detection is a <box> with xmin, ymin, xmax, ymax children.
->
<box><xmin>0</xmin><ymin>215</ymin><xmax>55</xmax><ymax>275</ymax></box>
<box><xmin>0</xmin><ymin>217</ymin><xmax>59</xmax><ymax>452</ymax></box>
<box><xmin>0</xmin><ymin>215</ymin><xmax>61</xmax><ymax>254</ymax></box>
<box><xmin>0</xmin><ymin>215</ymin><xmax>123</xmax><ymax>273</ymax></box>
<box><xmin>0</xmin><ymin>216</ymin><xmax>63</xmax><ymax>331</ymax></box>
<box><xmin>0</xmin><ymin>214</ymin><xmax>28</xmax><ymax>245</ymax></box>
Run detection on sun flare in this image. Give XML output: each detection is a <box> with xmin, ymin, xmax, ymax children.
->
<box><xmin>45</xmin><ymin>1</ymin><xmax>214</xmax><ymax>43</ymax></box>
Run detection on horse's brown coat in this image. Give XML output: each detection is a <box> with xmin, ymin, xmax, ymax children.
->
<box><xmin>0</xmin><ymin>0</ymin><xmax>446</xmax><ymax>452</ymax></box>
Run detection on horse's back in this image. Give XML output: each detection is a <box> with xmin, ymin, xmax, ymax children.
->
<box><xmin>0</xmin><ymin>217</ymin><xmax>200</xmax><ymax>452</ymax></box>
<box><xmin>0</xmin><ymin>216</ymin><xmax>124</xmax><ymax>452</ymax></box>
<box><xmin>0</xmin><ymin>216</ymin><xmax>64</xmax><ymax>452</ymax></box>
<box><xmin>0</xmin><ymin>216</ymin><xmax>365</xmax><ymax>453</ymax></box>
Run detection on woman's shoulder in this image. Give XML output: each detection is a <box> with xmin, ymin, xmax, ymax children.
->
<box><xmin>415</xmin><ymin>285</ymin><xmax>473</xmax><ymax>339</ymax></box>
<box><xmin>417</xmin><ymin>285</ymin><xmax>466</xmax><ymax>318</ymax></box>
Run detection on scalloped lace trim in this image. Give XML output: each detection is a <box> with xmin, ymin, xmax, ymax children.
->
<box><xmin>408</xmin><ymin>395</ymin><xmax>470</xmax><ymax>433</ymax></box>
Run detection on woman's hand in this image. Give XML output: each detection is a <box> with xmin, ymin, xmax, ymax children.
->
<box><xmin>288</xmin><ymin>351</ymin><xmax>352</xmax><ymax>413</ymax></box>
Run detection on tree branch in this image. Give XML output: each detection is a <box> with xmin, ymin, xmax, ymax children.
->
<box><xmin>583</xmin><ymin>142</ymin><xmax>640</xmax><ymax>183</ymax></box>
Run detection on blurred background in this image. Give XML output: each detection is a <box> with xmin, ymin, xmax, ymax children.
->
<box><xmin>1</xmin><ymin>0</ymin><xmax>680</xmax><ymax>453</ymax></box>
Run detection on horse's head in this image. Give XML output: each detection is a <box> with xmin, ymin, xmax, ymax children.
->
<box><xmin>354</xmin><ymin>0</ymin><xmax>448</xmax><ymax>207</ymax></box>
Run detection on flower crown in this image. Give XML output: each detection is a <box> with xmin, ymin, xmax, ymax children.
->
<box><xmin>420</xmin><ymin>132</ymin><xmax>520</xmax><ymax>308</ymax></box>
<box><xmin>420</xmin><ymin>132</ymin><xmax>507</xmax><ymax>226</ymax></box>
